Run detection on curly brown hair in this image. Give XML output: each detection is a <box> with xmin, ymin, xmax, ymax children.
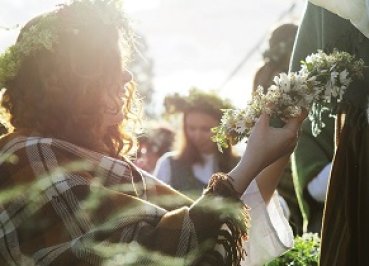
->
<box><xmin>0</xmin><ymin>1</ymin><xmax>141</xmax><ymax>157</ymax></box>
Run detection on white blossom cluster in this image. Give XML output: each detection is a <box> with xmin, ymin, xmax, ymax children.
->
<box><xmin>212</xmin><ymin>50</ymin><xmax>365</xmax><ymax>149</ymax></box>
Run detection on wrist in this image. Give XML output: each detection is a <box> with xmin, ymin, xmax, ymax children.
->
<box><xmin>227</xmin><ymin>156</ymin><xmax>263</xmax><ymax>195</ymax></box>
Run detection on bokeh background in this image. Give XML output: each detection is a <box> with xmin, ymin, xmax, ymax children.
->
<box><xmin>0</xmin><ymin>0</ymin><xmax>305</xmax><ymax>115</ymax></box>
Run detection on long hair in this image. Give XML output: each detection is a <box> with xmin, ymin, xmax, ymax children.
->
<box><xmin>0</xmin><ymin>1</ymin><xmax>141</xmax><ymax>157</ymax></box>
<box><xmin>175</xmin><ymin>109</ymin><xmax>239</xmax><ymax>173</ymax></box>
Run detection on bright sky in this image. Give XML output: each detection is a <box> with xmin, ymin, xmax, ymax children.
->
<box><xmin>0</xmin><ymin>0</ymin><xmax>306</xmax><ymax>113</ymax></box>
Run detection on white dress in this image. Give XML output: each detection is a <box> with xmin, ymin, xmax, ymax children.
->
<box><xmin>309</xmin><ymin>0</ymin><xmax>369</xmax><ymax>38</ymax></box>
<box><xmin>154</xmin><ymin>152</ymin><xmax>293</xmax><ymax>266</ymax></box>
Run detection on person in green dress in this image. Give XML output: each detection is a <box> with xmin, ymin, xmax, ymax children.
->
<box><xmin>290</xmin><ymin>1</ymin><xmax>369</xmax><ymax>265</ymax></box>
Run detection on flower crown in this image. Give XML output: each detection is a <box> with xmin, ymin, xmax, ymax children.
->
<box><xmin>212</xmin><ymin>49</ymin><xmax>366</xmax><ymax>150</ymax></box>
<box><xmin>164</xmin><ymin>88</ymin><xmax>234</xmax><ymax>119</ymax></box>
<box><xmin>0</xmin><ymin>0</ymin><xmax>132</xmax><ymax>90</ymax></box>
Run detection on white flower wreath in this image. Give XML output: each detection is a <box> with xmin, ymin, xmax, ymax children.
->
<box><xmin>212</xmin><ymin>50</ymin><xmax>365</xmax><ymax>150</ymax></box>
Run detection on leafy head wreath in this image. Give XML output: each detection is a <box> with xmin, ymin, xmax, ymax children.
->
<box><xmin>0</xmin><ymin>0</ymin><xmax>135</xmax><ymax>132</ymax></box>
<box><xmin>0</xmin><ymin>0</ymin><xmax>134</xmax><ymax>91</ymax></box>
<box><xmin>163</xmin><ymin>88</ymin><xmax>234</xmax><ymax>120</ymax></box>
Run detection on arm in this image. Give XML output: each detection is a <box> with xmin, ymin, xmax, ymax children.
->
<box><xmin>240</xmin><ymin>179</ymin><xmax>294</xmax><ymax>266</ymax></box>
<box><xmin>256</xmin><ymin>155</ymin><xmax>290</xmax><ymax>203</ymax></box>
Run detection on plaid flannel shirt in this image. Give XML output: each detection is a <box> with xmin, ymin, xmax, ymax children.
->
<box><xmin>0</xmin><ymin>132</ymin><xmax>247</xmax><ymax>265</ymax></box>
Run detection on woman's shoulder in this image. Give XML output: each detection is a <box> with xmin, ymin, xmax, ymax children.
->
<box><xmin>0</xmin><ymin>132</ymin><xmax>113</xmax><ymax>173</ymax></box>
<box><xmin>0</xmin><ymin>133</ymin><xmax>91</xmax><ymax>188</ymax></box>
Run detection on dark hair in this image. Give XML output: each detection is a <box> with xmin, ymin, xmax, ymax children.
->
<box><xmin>254</xmin><ymin>23</ymin><xmax>298</xmax><ymax>92</ymax></box>
<box><xmin>0</xmin><ymin>1</ymin><xmax>140</xmax><ymax>157</ymax></box>
<box><xmin>263</xmin><ymin>23</ymin><xmax>298</xmax><ymax>64</ymax></box>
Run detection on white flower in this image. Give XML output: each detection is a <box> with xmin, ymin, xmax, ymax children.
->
<box><xmin>235</xmin><ymin>120</ymin><xmax>247</xmax><ymax>134</ymax></box>
<box><xmin>213</xmin><ymin>50</ymin><xmax>364</xmax><ymax>148</ymax></box>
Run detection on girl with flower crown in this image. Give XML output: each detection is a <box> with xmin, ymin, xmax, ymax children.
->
<box><xmin>154</xmin><ymin>89</ymin><xmax>241</xmax><ymax>199</ymax></box>
<box><xmin>0</xmin><ymin>1</ymin><xmax>306</xmax><ymax>265</ymax></box>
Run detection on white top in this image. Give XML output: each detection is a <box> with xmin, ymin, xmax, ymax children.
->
<box><xmin>154</xmin><ymin>152</ymin><xmax>294</xmax><ymax>265</ymax></box>
<box><xmin>309</xmin><ymin>0</ymin><xmax>369</xmax><ymax>38</ymax></box>
<box><xmin>153</xmin><ymin>151</ymin><xmax>217</xmax><ymax>185</ymax></box>
<box><xmin>307</xmin><ymin>162</ymin><xmax>332</xmax><ymax>202</ymax></box>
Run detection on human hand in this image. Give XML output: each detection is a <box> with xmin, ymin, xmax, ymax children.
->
<box><xmin>245</xmin><ymin>111</ymin><xmax>306</xmax><ymax>169</ymax></box>
<box><xmin>228</xmin><ymin>111</ymin><xmax>306</xmax><ymax>195</ymax></box>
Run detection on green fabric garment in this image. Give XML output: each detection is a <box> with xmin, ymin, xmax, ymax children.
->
<box><xmin>289</xmin><ymin>2</ymin><xmax>338</xmax><ymax>233</ymax></box>
<box><xmin>290</xmin><ymin>2</ymin><xmax>369</xmax><ymax>265</ymax></box>
<box><xmin>291</xmin><ymin>112</ymin><xmax>334</xmax><ymax>232</ymax></box>
<box><xmin>290</xmin><ymin>3</ymin><xmax>369</xmax><ymax>72</ymax></box>
<box><xmin>289</xmin><ymin>2</ymin><xmax>369</xmax><ymax>233</ymax></box>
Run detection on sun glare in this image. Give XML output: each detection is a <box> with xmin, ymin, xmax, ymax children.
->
<box><xmin>124</xmin><ymin>0</ymin><xmax>162</xmax><ymax>13</ymax></box>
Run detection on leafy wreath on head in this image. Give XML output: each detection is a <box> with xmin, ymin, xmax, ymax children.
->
<box><xmin>163</xmin><ymin>88</ymin><xmax>234</xmax><ymax>119</ymax></box>
<box><xmin>0</xmin><ymin>0</ymin><xmax>135</xmax><ymax>132</ymax></box>
<box><xmin>0</xmin><ymin>0</ymin><xmax>134</xmax><ymax>91</ymax></box>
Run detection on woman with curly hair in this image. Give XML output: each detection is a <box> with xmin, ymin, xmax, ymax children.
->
<box><xmin>0</xmin><ymin>1</ymin><xmax>305</xmax><ymax>265</ymax></box>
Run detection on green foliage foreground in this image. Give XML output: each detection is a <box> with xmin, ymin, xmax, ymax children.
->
<box><xmin>265</xmin><ymin>233</ymin><xmax>321</xmax><ymax>266</ymax></box>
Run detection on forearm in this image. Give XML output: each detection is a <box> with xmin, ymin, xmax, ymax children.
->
<box><xmin>227</xmin><ymin>152</ymin><xmax>265</xmax><ymax>196</ymax></box>
<box><xmin>256</xmin><ymin>155</ymin><xmax>290</xmax><ymax>203</ymax></box>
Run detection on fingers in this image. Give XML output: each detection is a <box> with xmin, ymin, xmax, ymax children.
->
<box><xmin>283</xmin><ymin>117</ymin><xmax>301</xmax><ymax>132</ymax></box>
<box><xmin>256</xmin><ymin>112</ymin><xmax>270</xmax><ymax>128</ymax></box>
<box><xmin>283</xmin><ymin>110</ymin><xmax>307</xmax><ymax>132</ymax></box>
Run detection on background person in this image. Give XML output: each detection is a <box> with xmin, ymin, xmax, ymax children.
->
<box><xmin>154</xmin><ymin>88</ymin><xmax>240</xmax><ymax>199</ymax></box>
<box><xmin>134</xmin><ymin>125</ymin><xmax>175</xmax><ymax>173</ymax></box>
<box><xmin>252</xmin><ymin>22</ymin><xmax>303</xmax><ymax>235</ymax></box>
<box><xmin>290</xmin><ymin>1</ymin><xmax>369</xmax><ymax>264</ymax></box>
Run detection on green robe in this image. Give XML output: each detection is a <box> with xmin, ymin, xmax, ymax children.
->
<box><xmin>290</xmin><ymin>2</ymin><xmax>369</xmax><ymax>265</ymax></box>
